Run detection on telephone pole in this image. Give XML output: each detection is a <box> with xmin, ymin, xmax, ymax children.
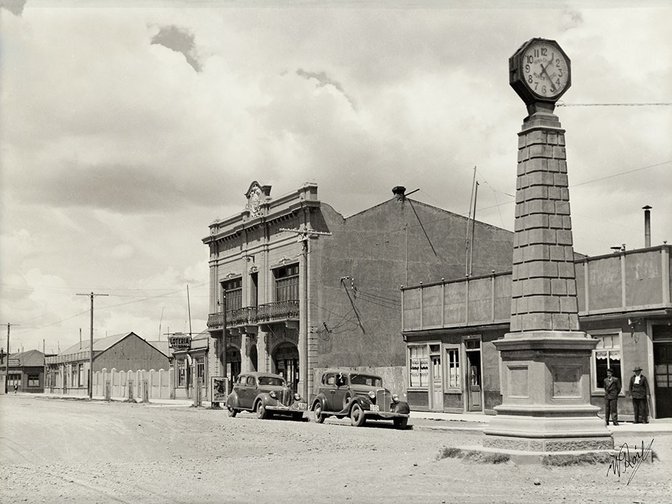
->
<box><xmin>77</xmin><ymin>292</ymin><xmax>108</xmax><ymax>399</ymax></box>
<box><xmin>4</xmin><ymin>323</ymin><xmax>19</xmax><ymax>394</ymax></box>
<box><xmin>279</xmin><ymin>224</ymin><xmax>332</xmax><ymax>399</ymax></box>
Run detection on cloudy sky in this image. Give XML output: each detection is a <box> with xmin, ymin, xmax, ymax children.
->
<box><xmin>1</xmin><ymin>0</ymin><xmax>670</xmax><ymax>355</ymax></box>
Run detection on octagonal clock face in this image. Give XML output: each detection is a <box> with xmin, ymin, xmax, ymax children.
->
<box><xmin>521</xmin><ymin>40</ymin><xmax>570</xmax><ymax>99</ymax></box>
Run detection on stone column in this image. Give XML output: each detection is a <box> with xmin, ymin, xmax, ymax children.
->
<box><xmin>257</xmin><ymin>329</ymin><xmax>268</xmax><ymax>373</ymax></box>
<box><xmin>483</xmin><ymin>110</ymin><xmax>612</xmax><ymax>453</ymax></box>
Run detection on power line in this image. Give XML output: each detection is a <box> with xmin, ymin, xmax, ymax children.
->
<box><xmin>558</xmin><ymin>102</ymin><xmax>672</xmax><ymax>107</ymax></box>
<box><xmin>571</xmin><ymin>160</ymin><xmax>672</xmax><ymax>188</ymax></box>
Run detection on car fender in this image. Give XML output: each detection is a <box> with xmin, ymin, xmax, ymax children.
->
<box><xmin>343</xmin><ymin>396</ymin><xmax>370</xmax><ymax>415</ymax></box>
<box><xmin>225</xmin><ymin>391</ymin><xmax>239</xmax><ymax>409</ymax></box>
<box><xmin>394</xmin><ymin>401</ymin><xmax>411</xmax><ymax>415</ymax></box>
<box><xmin>254</xmin><ymin>393</ymin><xmax>277</xmax><ymax>409</ymax></box>
<box><xmin>312</xmin><ymin>395</ymin><xmax>327</xmax><ymax>411</ymax></box>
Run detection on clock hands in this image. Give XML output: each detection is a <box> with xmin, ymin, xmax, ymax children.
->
<box><xmin>539</xmin><ymin>53</ymin><xmax>557</xmax><ymax>93</ymax></box>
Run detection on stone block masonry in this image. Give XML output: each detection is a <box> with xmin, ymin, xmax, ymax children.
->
<box><xmin>510</xmin><ymin>123</ymin><xmax>580</xmax><ymax>333</ymax></box>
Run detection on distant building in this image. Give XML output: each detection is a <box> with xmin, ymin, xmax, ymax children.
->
<box><xmin>168</xmin><ymin>330</ymin><xmax>209</xmax><ymax>400</ymax></box>
<box><xmin>402</xmin><ymin>244</ymin><xmax>672</xmax><ymax>420</ymax></box>
<box><xmin>0</xmin><ymin>349</ymin><xmax>50</xmax><ymax>394</ymax></box>
<box><xmin>203</xmin><ymin>181</ymin><xmax>514</xmax><ymax>402</ymax></box>
<box><xmin>45</xmin><ymin>332</ymin><xmax>170</xmax><ymax>396</ymax></box>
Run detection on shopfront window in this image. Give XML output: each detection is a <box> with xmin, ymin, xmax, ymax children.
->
<box><xmin>78</xmin><ymin>364</ymin><xmax>84</xmax><ymax>387</ymax></box>
<box><xmin>196</xmin><ymin>358</ymin><xmax>205</xmax><ymax>384</ymax></box>
<box><xmin>28</xmin><ymin>375</ymin><xmax>40</xmax><ymax>387</ymax></box>
<box><xmin>591</xmin><ymin>332</ymin><xmax>622</xmax><ymax>391</ymax></box>
<box><xmin>445</xmin><ymin>346</ymin><xmax>461</xmax><ymax>389</ymax></box>
<box><xmin>8</xmin><ymin>373</ymin><xmax>21</xmax><ymax>388</ymax></box>
<box><xmin>409</xmin><ymin>345</ymin><xmax>429</xmax><ymax>387</ymax></box>
<box><xmin>71</xmin><ymin>365</ymin><xmax>78</xmax><ymax>388</ymax></box>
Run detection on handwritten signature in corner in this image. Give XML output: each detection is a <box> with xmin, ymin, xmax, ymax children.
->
<box><xmin>606</xmin><ymin>439</ymin><xmax>655</xmax><ymax>485</ymax></box>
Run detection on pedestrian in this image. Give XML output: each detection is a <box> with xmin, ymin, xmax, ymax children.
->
<box><xmin>603</xmin><ymin>368</ymin><xmax>621</xmax><ymax>426</ymax></box>
<box><xmin>13</xmin><ymin>383</ymin><xmax>18</xmax><ymax>394</ymax></box>
<box><xmin>628</xmin><ymin>366</ymin><xmax>650</xmax><ymax>424</ymax></box>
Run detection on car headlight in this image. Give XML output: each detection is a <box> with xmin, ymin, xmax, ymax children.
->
<box><xmin>392</xmin><ymin>394</ymin><xmax>399</xmax><ymax>403</ymax></box>
<box><xmin>294</xmin><ymin>393</ymin><xmax>302</xmax><ymax>401</ymax></box>
<box><xmin>368</xmin><ymin>390</ymin><xmax>376</xmax><ymax>399</ymax></box>
<box><xmin>269</xmin><ymin>391</ymin><xmax>277</xmax><ymax>399</ymax></box>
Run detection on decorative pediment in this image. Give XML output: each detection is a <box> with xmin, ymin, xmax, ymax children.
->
<box><xmin>244</xmin><ymin>181</ymin><xmax>272</xmax><ymax>217</ymax></box>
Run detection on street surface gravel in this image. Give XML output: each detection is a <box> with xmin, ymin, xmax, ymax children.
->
<box><xmin>1</xmin><ymin>395</ymin><xmax>670</xmax><ymax>503</ymax></box>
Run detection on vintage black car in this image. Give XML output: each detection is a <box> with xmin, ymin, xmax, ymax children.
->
<box><xmin>225</xmin><ymin>372</ymin><xmax>307</xmax><ymax>420</ymax></box>
<box><xmin>311</xmin><ymin>369</ymin><xmax>410</xmax><ymax>428</ymax></box>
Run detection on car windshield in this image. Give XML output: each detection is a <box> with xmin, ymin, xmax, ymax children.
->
<box><xmin>257</xmin><ymin>376</ymin><xmax>285</xmax><ymax>386</ymax></box>
<box><xmin>350</xmin><ymin>374</ymin><xmax>382</xmax><ymax>387</ymax></box>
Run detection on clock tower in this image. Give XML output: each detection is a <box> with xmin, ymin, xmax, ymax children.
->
<box><xmin>481</xmin><ymin>38</ymin><xmax>613</xmax><ymax>457</ymax></box>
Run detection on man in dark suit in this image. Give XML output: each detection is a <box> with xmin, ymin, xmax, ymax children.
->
<box><xmin>603</xmin><ymin>368</ymin><xmax>621</xmax><ymax>426</ymax></box>
<box><xmin>628</xmin><ymin>366</ymin><xmax>650</xmax><ymax>423</ymax></box>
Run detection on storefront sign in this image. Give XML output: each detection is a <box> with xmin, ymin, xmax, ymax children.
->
<box><xmin>168</xmin><ymin>335</ymin><xmax>192</xmax><ymax>351</ymax></box>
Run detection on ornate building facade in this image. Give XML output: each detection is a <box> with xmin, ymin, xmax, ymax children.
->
<box><xmin>203</xmin><ymin>181</ymin><xmax>514</xmax><ymax>403</ymax></box>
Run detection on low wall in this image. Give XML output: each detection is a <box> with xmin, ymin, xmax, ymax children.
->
<box><xmin>44</xmin><ymin>368</ymin><xmax>172</xmax><ymax>401</ymax></box>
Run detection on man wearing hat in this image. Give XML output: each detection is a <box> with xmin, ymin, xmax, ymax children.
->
<box><xmin>603</xmin><ymin>368</ymin><xmax>621</xmax><ymax>426</ymax></box>
<box><xmin>628</xmin><ymin>366</ymin><xmax>650</xmax><ymax>423</ymax></box>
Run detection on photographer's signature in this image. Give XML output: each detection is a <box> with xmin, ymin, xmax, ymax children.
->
<box><xmin>606</xmin><ymin>439</ymin><xmax>654</xmax><ymax>485</ymax></box>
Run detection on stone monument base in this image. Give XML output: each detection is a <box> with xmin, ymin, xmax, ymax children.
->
<box><xmin>482</xmin><ymin>331</ymin><xmax>613</xmax><ymax>457</ymax></box>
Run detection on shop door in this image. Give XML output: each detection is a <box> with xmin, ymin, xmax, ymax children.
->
<box><xmin>430</xmin><ymin>353</ymin><xmax>443</xmax><ymax>411</ymax></box>
<box><xmin>654</xmin><ymin>342</ymin><xmax>672</xmax><ymax>418</ymax></box>
<box><xmin>273</xmin><ymin>343</ymin><xmax>300</xmax><ymax>393</ymax></box>
<box><xmin>465</xmin><ymin>339</ymin><xmax>482</xmax><ymax>411</ymax></box>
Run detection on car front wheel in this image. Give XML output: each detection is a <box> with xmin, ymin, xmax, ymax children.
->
<box><xmin>394</xmin><ymin>417</ymin><xmax>408</xmax><ymax>429</ymax></box>
<box><xmin>350</xmin><ymin>403</ymin><xmax>366</xmax><ymax>427</ymax></box>
<box><xmin>227</xmin><ymin>405</ymin><xmax>237</xmax><ymax>418</ymax></box>
<box><xmin>256</xmin><ymin>401</ymin><xmax>269</xmax><ymax>420</ymax></box>
<box><xmin>313</xmin><ymin>402</ymin><xmax>325</xmax><ymax>424</ymax></box>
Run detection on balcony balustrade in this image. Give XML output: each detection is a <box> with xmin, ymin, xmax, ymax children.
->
<box><xmin>254</xmin><ymin>300</ymin><xmax>300</xmax><ymax>323</ymax></box>
<box><xmin>207</xmin><ymin>300</ymin><xmax>300</xmax><ymax>329</ymax></box>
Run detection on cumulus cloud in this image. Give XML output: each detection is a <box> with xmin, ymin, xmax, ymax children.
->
<box><xmin>0</xmin><ymin>0</ymin><xmax>26</xmax><ymax>16</ymax></box>
<box><xmin>150</xmin><ymin>24</ymin><xmax>203</xmax><ymax>72</ymax></box>
<box><xmin>296</xmin><ymin>68</ymin><xmax>357</xmax><ymax>110</ymax></box>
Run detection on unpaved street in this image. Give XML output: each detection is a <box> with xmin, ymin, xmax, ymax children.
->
<box><xmin>1</xmin><ymin>395</ymin><xmax>671</xmax><ymax>504</ymax></box>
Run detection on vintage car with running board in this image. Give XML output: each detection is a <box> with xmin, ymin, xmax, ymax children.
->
<box><xmin>226</xmin><ymin>372</ymin><xmax>307</xmax><ymax>420</ymax></box>
<box><xmin>311</xmin><ymin>369</ymin><xmax>410</xmax><ymax>428</ymax></box>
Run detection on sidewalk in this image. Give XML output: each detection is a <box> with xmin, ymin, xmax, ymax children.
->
<box><xmin>410</xmin><ymin>409</ymin><xmax>672</xmax><ymax>434</ymax></box>
<box><xmin>32</xmin><ymin>393</ymin><xmax>672</xmax><ymax>434</ymax></box>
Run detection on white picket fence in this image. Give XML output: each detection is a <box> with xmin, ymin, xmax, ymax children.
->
<box><xmin>92</xmin><ymin>368</ymin><xmax>172</xmax><ymax>401</ymax></box>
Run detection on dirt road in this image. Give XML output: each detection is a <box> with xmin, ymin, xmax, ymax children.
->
<box><xmin>1</xmin><ymin>395</ymin><xmax>670</xmax><ymax>503</ymax></box>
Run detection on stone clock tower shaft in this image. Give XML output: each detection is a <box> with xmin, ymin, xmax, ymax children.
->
<box><xmin>510</xmin><ymin>117</ymin><xmax>579</xmax><ymax>333</ymax></box>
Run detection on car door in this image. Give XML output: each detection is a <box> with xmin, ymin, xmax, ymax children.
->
<box><xmin>236</xmin><ymin>374</ymin><xmax>250</xmax><ymax>409</ymax></box>
<box><xmin>321</xmin><ymin>372</ymin><xmax>338</xmax><ymax>411</ymax></box>
<box><xmin>242</xmin><ymin>375</ymin><xmax>258</xmax><ymax>409</ymax></box>
<box><xmin>332</xmin><ymin>373</ymin><xmax>350</xmax><ymax>411</ymax></box>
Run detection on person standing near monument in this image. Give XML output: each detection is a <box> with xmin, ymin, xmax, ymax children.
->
<box><xmin>603</xmin><ymin>368</ymin><xmax>621</xmax><ymax>426</ymax></box>
<box><xmin>628</xmin><ymin>366</ymin><xmax>650</xmax><ymax>423</ymax></box>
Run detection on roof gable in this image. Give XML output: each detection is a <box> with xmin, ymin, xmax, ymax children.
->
<box><xmin>59</xmin><ymin>332</ymin><xmax>138</xmax><ymax>357</ymax></box>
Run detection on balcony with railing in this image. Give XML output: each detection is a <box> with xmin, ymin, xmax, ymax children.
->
<box><xmin>207</xmin><ymin>300</ymin><xmax>300</xmax><ymax>330</ymax></box>
<box><xmin>254</xmin><ymin>300</ymin><xmax>300</xmax><ymax>324</ymax></box>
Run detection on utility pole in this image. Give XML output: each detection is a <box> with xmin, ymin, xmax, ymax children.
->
<box><xmin>280</xmin><ymin>224</ymin><xmax>332</xmax><ymax>399</ymax></box>
<box><xmin>4</xmin><ymin>323</ymin><xmax>19</xmax><ymax>394</ymax></box>
<box><xmin>77</xmin><ymin>292</ymin><xmax>108</xmax><ymax>400</ymax></box>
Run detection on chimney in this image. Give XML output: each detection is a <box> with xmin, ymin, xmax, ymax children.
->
<box><xmin>643</xmin><ymin>205</ymin><xmax>652</xmax><ymax>248</ymax></box>
<box><xmin>392</xmin><ymin>186</ymin><xmax>406</xmax><ymax>200</ymax></box>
